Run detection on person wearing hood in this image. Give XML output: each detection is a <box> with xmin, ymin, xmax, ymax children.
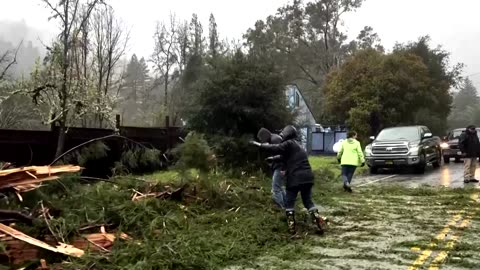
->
<box><xmin>337</xmin><ymin>131</ymin><xmax>365</xmax><ymax>192</ymax></box>
<box><xmin>251</xmin><ymin>125</ymin><xmax>326</xmax><ymax>235</ymax></box>
<box><xmin>257</xmin><ymin>128</ymin><xmax>287</xmax><ymax>209</ymax></box>
<box><xmin>459</xmin><ymin>125</ymin><xmax>480</xmax><ymax>183</ymax></box>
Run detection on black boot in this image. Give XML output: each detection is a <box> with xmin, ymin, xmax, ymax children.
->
<box><xmin>286</xmin><ymin>210</ymin><xmax>296</xmax><ymax>235</ymax></box>
<box><xmin>309</xmin><ymin>209</ymin><xmax>327</xmax><ymax>234</ymax></box>
<box><xmin>343</xmin><ymin>182</ymin><xmax>352</xmax><ymax>193</ymax></box>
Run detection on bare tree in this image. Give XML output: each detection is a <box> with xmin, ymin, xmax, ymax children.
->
<box><xmin>151</xmin><ymin>14</ymin><xmax>178</xmax><ymax>111</ymax></box>
<box><xmin>41</xmin><ymin>0</ymin><xmax>102</xmax><ymax>157</ymax></box>
<box><xmin>91</xmin><ymin>4</ymin><xmax>129</xmax><ymax>127</ymax></box>
<box><xmin>0</xmin><ymin>42</ymin><xmax>22</xmax><ymax>81</ymax></box>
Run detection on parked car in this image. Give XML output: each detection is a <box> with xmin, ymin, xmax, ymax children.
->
<box><xmin>365</xmin><ymin>125</ymin><xmax>442</xmax><ymax>174</ymax></box>
<box><xmin>441</xmin><ymin>128</ymin><xmax>480</xmax><ymax>163</ymax></box>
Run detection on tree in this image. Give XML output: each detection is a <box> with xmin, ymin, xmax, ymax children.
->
<box><xmin>323</xmin><ymin>49</ymin><xmax>435</xmax><ymax>139</ymax></box>
<box><xmin>452</xmin><ymin>78</ymin><xmax>479</xmax><ymax>109</ymax></box>
<box><xmin>244</xmin><ymin>0</ymin><xmax>366</xmax><ymax>119</ymax></box>
<box><xmin>151</xmin><ymin>14</ymin><xmax>178</xmax><ymax>111</ymax></box>
<box><xmin>0</xmin><ymin>42</ymin><xmax>21</xmax><ymax>81</ymax></box>
<box><xmin>187</xmin><ymin>50</ymin><xmax>293</xmax><ymax>136</ymax></box>
<box><xmin>355</xmin><ymin>26</ymin><xmax>384</xmax><ymax>52</ymax></box>
<box><xmin>38</xmin><ymin>0</ymin><xmax>103</xmax><ymax>157</ymax></box>
<box><xmin>448</xmin><ymin>78</ymin><xmax>480</xmax><ymax>128</ymax></box>
<box><xmin>186</xmin><ymin>51</ymin><xmax>294</xmax><ymax>170</ymax></box>
<box><xmin>189</xmin><ymin>13</ymin><xmax>204</xmax><ymax>57</ymax></box>
<box><xmin>394</xmin><ymin>36</ymin><xmax>463</xmax><ymax>133</ymax></box>
<box><xmin>118</xmin><ymin>54</ymin><xmax>155</xmax><ymax>126</ymax></box>
<box><xmin>208</xmin><ymin>13</ymin><xmax>220</xmax><ymax>58</ymax></box>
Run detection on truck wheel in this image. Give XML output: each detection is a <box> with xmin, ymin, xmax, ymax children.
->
<box><xmin>414</xmin><ymin>154</ymin><xmax>426</xmax><ymax>174</ymax></box>
<box><xmin>443</xmin><ymin>156</ymin><xmax>450</xmax><ymax>164</ymax></box>
<box><xmin>414</xmin><ymin>165</ymin><xmax>426</xmax><ymax>174</ymax></box>
<box><xmin>432</xmin><ymin>151</ymin><xmax>441</xmax><ymax>168</ymax></box>
<box><xmin>370</xmin><ymin>167</ymin><xmax>379</xmax><ymax>174</ymax></box>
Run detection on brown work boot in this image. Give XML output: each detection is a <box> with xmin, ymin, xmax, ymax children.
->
<box><xmin>309</xmin><ymin>209</ymin><xmax>327</xmax><ymax>234</ymax></box>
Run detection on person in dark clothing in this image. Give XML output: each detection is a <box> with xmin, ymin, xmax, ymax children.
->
<box><xmin>257</xmin><ymin>128</ymin><xmax>286</xmax><ymax>209</ymax></box>
<box><xmin>251</xmin><ymin>125</ymin><xmax>326</xmax><ymax>234</ymax></box>
<box><xmin>459</xmin><ymin>125</ymin><xmax>480</xmax><ymax>183</ymax></box>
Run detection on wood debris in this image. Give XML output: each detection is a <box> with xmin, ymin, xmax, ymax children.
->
<box><xmin>0</xmin><ymin>165</ymin><xmax>81</xmax><ymax>193</ymax></box>
<box><xmin>0</xmin><ymin>223</ymin><xmax>84</xmax><ymax>257</ymax></box>
<box><xmin>0</xmin><ymin>225</ymin><xmax>131</xmax><ymax>266</ymax></box>
<box><xmin>72</xmin><ymin>227</ymin><xmax>132</xmax><ymax>252</ymax></box>
<box><xmin>131</xmin><ymin>185</ymin><xmax>185</xmax><ymax>201</ymax></box>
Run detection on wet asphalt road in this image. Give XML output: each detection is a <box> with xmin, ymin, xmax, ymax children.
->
<box><xmin>354</xmin><ymin>161</ymin><xmax>480</xmax><ymax>189</ymax></box>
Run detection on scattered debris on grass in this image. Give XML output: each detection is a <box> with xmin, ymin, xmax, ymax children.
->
<box><xmin>131</xmin><ymin>185</ymin><xmax>185</xmax><ymax>201</ymax></box>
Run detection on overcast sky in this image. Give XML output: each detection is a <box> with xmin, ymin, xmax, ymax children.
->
<box><xmin>1</xmin><ymin>0</ymin><xmax>480</xmax><ymax>84</ymax></box>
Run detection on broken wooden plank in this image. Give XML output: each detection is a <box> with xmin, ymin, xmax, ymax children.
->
<box><xmin>0</xmin><ymin>165</ymin><xmax>81</xmax><ymax>178</ymax></box>
<box><xmin>0</xmin><ymin>165</ymin><xmax>81</xmax><ymax>193</ymax></box>
<box><xmin>0</xmin><ymin>224</ymin><xmax>84</xmax><ymax>257</ymax></box>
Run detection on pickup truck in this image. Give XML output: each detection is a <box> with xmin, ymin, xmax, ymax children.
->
<box><xmin>365</xmin><ymin>125</ymin><xmax>442</xmax><ymax>174</ymax></box>
<box><xmin>441</xmin><ymin>128</ymin><xmax>480</xmax><ymax>163</ymax></box>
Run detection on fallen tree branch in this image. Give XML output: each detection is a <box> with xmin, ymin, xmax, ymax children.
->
<box><xmin>0</xmin><ymin>209</ymin><xmax>33</xmax><ymax>224</ymax></box>
<box><xmin>40</xmin><ymin>201</ymin><xmax>63</xmax><ymax>243</ymax></box>
<box><xmin>0</xmin><ymin>41</ymin><xmax>22</xmax><ymax>81</ymax></box>
<box><xmin>50</xmin><ymin>134</ymin><xmax>163</xmax><ymax>166</ymax></box>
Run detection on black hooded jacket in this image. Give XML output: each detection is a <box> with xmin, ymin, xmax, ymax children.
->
<box><xmin>459</xmin><ymin>126</ymin><xmax>480</xmax><ymax>158</ymax></box>
<box><xmin>259</xmin><ymin>126</ymin><xmax>314</xmax><ymax>189</ymax></box>
<box><xmin>257</xmin><ymin>128</ymin><xmax>285</xmax><ymax>171</ymax></box>
<box><xmin>269</xmin><ymin>134</ymin><xmax>285</xmax><ymax>171</ymax></box>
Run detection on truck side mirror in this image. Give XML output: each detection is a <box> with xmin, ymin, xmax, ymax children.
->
<box><xmin>423</xmin><ymin>133</ymin><xmax>433</xmax><ymax>139</ymax></box>
<box><xmin>369</xmin><ymin>136</ymin><xmax>375</xmax><ymax>141</ymax></box>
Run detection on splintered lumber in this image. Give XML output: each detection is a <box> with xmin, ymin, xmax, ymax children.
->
<box><xmin>0</xmin><ymin>229</ymin><xmax>131</xmax><ymax>265</ymax></box>
<box><xmin>0</xmin><ymin>165</ymin><xmax>81</xmax><ymax>193</ymax></box>
<box><xmin>0</xmin><ymin>224</ymin><xmax>84</xmax><ymax>257</ymax></box>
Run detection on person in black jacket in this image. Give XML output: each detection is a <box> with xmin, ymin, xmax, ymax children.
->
<box><xmin>251</xmin><ymin>125</ymin><xmax>326</xmax><ymax>234</ymax></box>
<box><xmin>459</xmin><ymin>125</ymin><xmax>480</xmax><ymax>183</ymax></box>
<box><xmin>257</xmin><ymin>128</ymin><xmax>286</xmax><ymax>209</ymax></box>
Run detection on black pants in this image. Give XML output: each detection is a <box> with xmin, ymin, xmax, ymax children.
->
<box><xmin>285</xmin><ymin>183</ymin><xmax>316</xmax><ymax>212</ymax></box>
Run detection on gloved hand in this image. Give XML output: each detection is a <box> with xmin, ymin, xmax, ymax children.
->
<box><xmin>249</xmin><ymin>140</ymin><xmax>261</xmax><ymax>147</ymax></box>
<box><xmin>361</xmin><ymin>162</ymin><xmax>365</xmax><ymax>167</ymax></box>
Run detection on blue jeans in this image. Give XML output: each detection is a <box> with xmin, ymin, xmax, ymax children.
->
<box><xmin>341</xmin><ymin>165</ymin><xmax>357</xmax><ymax>185</ymax></box>
<box><xmin>272</xmin><ymin>169</ymin><xmax>286</xmax><ymax>209</ymax></box>
<box><xmin>285</xmin><ymin>183</ymin><xmax>316</xmax><ymax>212</ymax></box>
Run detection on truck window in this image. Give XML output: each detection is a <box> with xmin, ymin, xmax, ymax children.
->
<box><xmin>376</xmin><ymin>127</ymin><xmax>420</xmax><ymax>141</ymax></box>
<box><xmin>449</xmin><ymin>130</ymin><xmax>464</xmax><ymax>140</ymax></box>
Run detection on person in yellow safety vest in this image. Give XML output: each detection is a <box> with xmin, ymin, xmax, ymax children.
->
<box><xmin>336</xmin><ymin>131</ymin><xmax>365</xmax><ymax>192</ymax></box>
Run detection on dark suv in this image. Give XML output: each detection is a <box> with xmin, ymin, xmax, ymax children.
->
<box><xmin>365</xmin><ymin>126</ymin><xmax>442</xmax><ymax>174</ymax></box>
<box><xmin>441</xmin><ymin>128</ymin><xmax>480</xmax><ymax>163</ymax></box>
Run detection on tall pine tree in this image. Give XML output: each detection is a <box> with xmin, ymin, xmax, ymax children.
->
<box><xmin>208</xmin><ymin>13</ymin><xmax>220</xmax><ymax>58</ymax></box>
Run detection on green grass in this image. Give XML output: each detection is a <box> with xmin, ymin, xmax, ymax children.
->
<box><xmin>309</xmin><ymin>155</ymin><xmax>369</xmax><ymax>176</ymax></box>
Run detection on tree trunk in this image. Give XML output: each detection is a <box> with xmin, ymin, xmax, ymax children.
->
<box><xmin>56</xmin><ymin>2</ymin><xmax>69</xmax><ymax>159</ymax></box>
<box><xmin>55</xmin><ymin>121</ymin><xmax>66</xmax><ymax>159</ymax></box>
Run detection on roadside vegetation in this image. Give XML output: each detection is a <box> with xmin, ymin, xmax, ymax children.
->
<box><xmin>3</xmin><ymin>146</ymin><xmax>479</xmax><ymax>269</ymax></box>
